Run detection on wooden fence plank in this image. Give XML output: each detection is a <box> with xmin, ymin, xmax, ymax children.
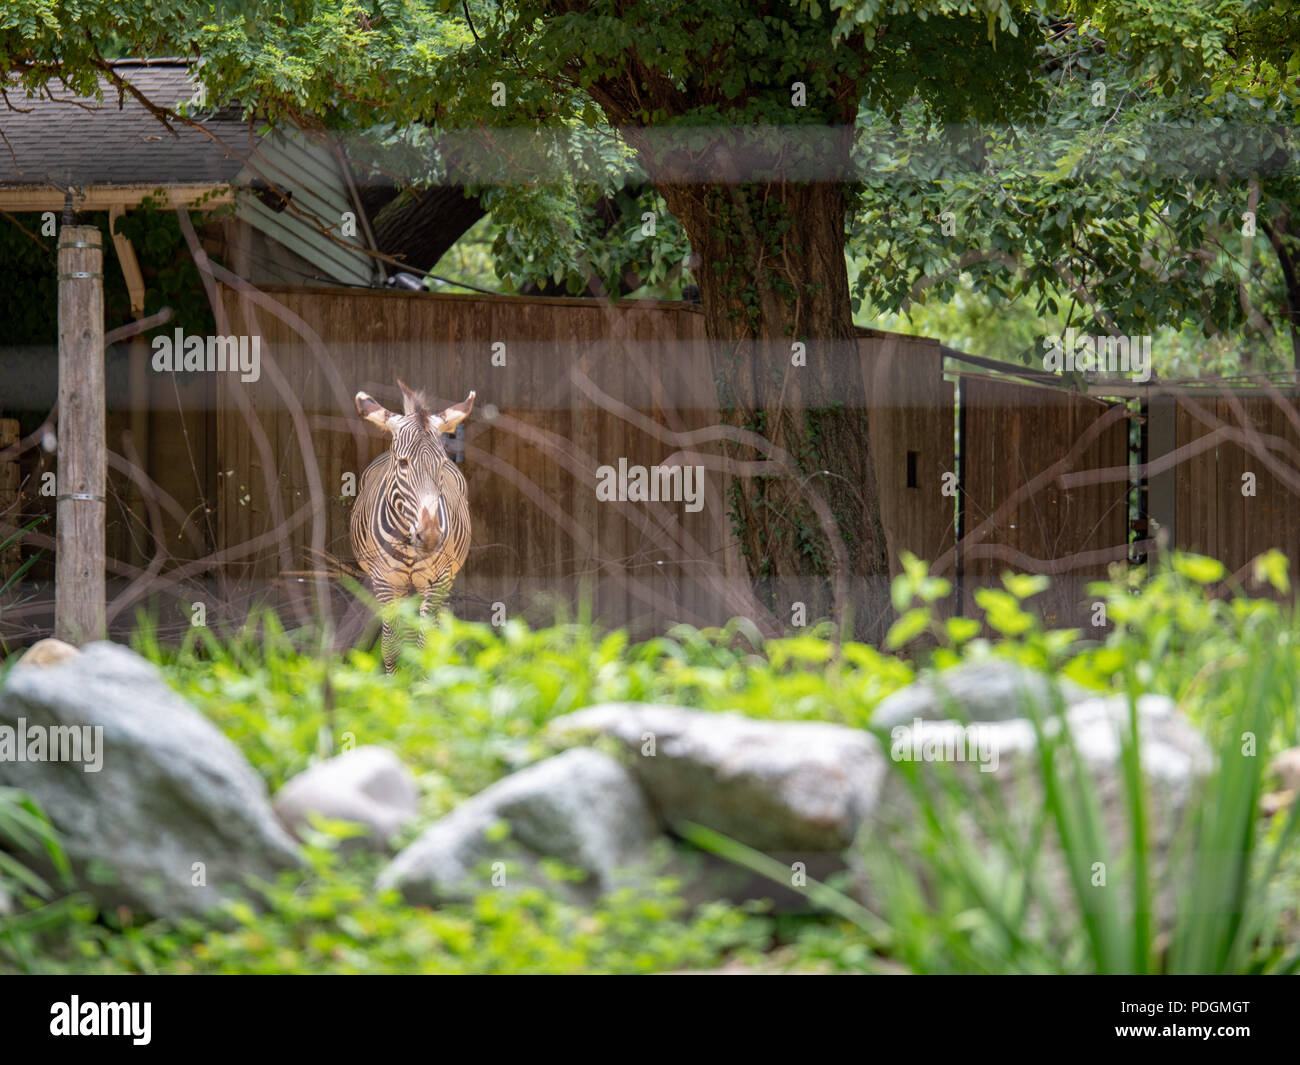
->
<box><xmin>960</xmin><ymin>378</ymin><xmax>1129</xmax><ymax>626</ymax></box>
<box><xmin>863</xmin><ymin>334</ymin><xmax>954</xmax><ymax>578</ymax></box>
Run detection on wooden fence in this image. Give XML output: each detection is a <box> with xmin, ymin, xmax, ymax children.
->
<box><xmin>214</xmin><ymin>285</ymin><xmax>953</xmax><ymax>637</ymax></box>
<box><xmin>138</xmin><ymin>287</ymin><xmax>1300</xmax><ymax>634</ymax></box>
<box><xmin>8</xmin><ymin>283</ymin><xmax>1300</xmax><ymax>643</ymax></box>
<box><xmin>1166</xmin><ymin>390</ymin><xmax>1300</xmax><ymax>581</ymax></box>
<box><xmin>958</xmin><ymin>377</ymin><xmax>1132</xmax><ymax>626</ymax></box>
<box><xmin>955</xmin><ymin>378</ymin><xmax>1300</xmax><ymax>624</ymax></box>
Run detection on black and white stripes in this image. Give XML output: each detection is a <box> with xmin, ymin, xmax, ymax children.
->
<box><xmin>350</xmin><ymin>380</ymin><xmax>475</xmax><ymax>671</ymax></box>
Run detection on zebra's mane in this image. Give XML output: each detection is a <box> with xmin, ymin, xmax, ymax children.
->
<box><xmin>397</xmin><ymin>380</ymin><xmax>431</xmax><ymax>419</ymax></box>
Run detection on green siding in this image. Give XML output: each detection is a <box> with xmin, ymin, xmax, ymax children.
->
<box><xmin>235</xmin><ymin>131</ymin><xmax>375</xmax><ymax>287</ymax></box>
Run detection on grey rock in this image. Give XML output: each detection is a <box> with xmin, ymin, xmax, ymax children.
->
<box><xmin>547</xmin><ymin>703</ymin><xmax>886</xmax><ymax>853</ymax></box>
<box><xmin>377</xmin><ymin>748</ymin><xmax>659</xmax><ymax>905</ymax></box>
<box><xmin>0</xmin><ymin>641</ymin><xmax>303</xmax><ymax>918</ymax></box>
<box><xmin>858</xmin><ymin>693</ymin><xmax>1213</xmax><ymax>923</ymax></box>
<box><xmin>878</xmin><ymin>693</ymin><xmax>1210</xmax><ymax>795</ymax></box>
<box><xmin>870</xmin><ymin>659</ymin><xmax>1094</xmax><ymax>732</ymax></box>
<box><xmin>273</xmin><ymin>746</ymin><xmax>417</xmax><ymax>849</ymax></box>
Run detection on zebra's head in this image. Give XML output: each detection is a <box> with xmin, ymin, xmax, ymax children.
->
<box><xmin>355</xmin><ymin>381</ymin><xmax>475</xmax><ymax>554</ymax></box>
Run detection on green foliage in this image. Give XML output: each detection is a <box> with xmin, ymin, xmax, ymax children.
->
<box><xmin>35</xmin><ymin>842</ymin><xmax>772</xmax><ymax>975</ymax></box>
<box><xmin>479</xmin><ymin>181</ymin><xmax>690</xmax><ymax>297</ymax></box>
<box><xmin>0</xmin><ymin>202</ymin><xmax>216</xmax><ymax>350</ymax></box>
<box><xmin>878</xmin><ymin>557</ymin><xmax>1300</xmax><ymax>974</ymax></box>
<box><xmin>1072</xmin><ymin>555</ymin><xmax>1298</xmax><ymax>742</ymax></box>
<box><xmin>695</xmin><ymin>552</ymin><xmax>1300</xmax><ymax>974</ymax></box>
<box><xmin>0</xmin><ymin>786</ymin><xmax>79</xmax><ymax>972</ymax></box>
<box><xmin>132</xmin><ymin>605</ymin><xmax>913</xmax><ymax>802</ymax></box>
<box><xmin>8</xmin><ymin>553</ymin><xmax>1300</xmax><ymax>973</ymax></box>
<box><xmin>848</xmin><ymin>32</ymin><xmax>1300</xmax><ymax>375</ymax></box>
<box><xmin>0</xmin><ymin>0</ymin><xmax>1062</xmax><ymax>329</ymax></box>
<box><xmin>1073</xmin><ymin>0</ymin><xmax>1300</xmax><ymax>99</ymax></box>
<box><xmin>4</xmin><ymin>1</ymin><xmax>1291</xmax><ymax>367</ymax></box>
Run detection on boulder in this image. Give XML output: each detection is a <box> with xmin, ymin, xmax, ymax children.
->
<box><xmin>272</xmin><ymin>746</ymin><xmax>417</xmax><ymax>849</ymax></box>
<box><xmin>546</xmin><ymin>703</ymin><xmax>886</xmax><ymax>854</ymax></box>
<box><xmin>858</xmin><ymin>692</ymin><xmax>1213</xmax><ymax>921</ymax></box>
<box><xmin>377</xmin><ymin>748</ymin><xmax>659</xmax><ymax>905</ymax></box>
<box><xmin>870</xmin><ymin>659</ymin><xmax>1094</xmax><ymax>732</ymax></box>
<box><xmin>0</xmin><ymin>641</ymin><xmax>302</xmax><ymax>918</ymax></box>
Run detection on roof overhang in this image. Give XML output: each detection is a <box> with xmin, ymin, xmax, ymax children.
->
<box><xmin>0</xmin><ymin>184</ymin><xmax>234</xmax><ymax>212</ymax></box>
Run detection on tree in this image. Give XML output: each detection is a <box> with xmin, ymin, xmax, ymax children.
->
<box><xmin>484</xmin><ymin>2</ymin><xmax>1047</xmax><ymax>617</ymax></box>
<box><xmin>849</xmin><ymin>22</ymin><xmax>1300</xmax><ymax>374</ymax></box>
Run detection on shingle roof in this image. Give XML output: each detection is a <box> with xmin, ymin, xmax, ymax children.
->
<box><xmin>0</xmin><ymin>58</ymin><xmax>480</xmax><ymax>280</ymax></box>
<box><xmin>0</xmin><ymin>59</ymin><xmax>250</xmax><ymax>188</ymax></box>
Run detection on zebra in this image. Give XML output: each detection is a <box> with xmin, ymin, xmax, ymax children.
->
<box><xmin>351</xmin><ymin>380</ymin><xmax>475</xmax><ymax>671</ymax></box>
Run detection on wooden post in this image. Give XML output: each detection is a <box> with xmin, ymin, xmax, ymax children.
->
<box><xmin>55</xmin><ymin>225</ymin><xmax>106</xmax><ymax>644</ymax></box>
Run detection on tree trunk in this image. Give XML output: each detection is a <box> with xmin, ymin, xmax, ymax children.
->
<box><xmin>1262</xmin><ymin>207</ymin><xmax>1300</xmax><ymax>370</ymax></box>
<box><xmin>369</xmin><ymin>186</ymin><xmax>485</xmax><ymax>275</ymax></box>
<box><xmin>616</xmin><ymin>124</ymin><xmax>890</xmax><ymax>632</ymax></box>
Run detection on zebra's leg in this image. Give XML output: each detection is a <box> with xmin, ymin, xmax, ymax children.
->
<box><xmin>382</xmin><ymin>619</ymin><xmax>401</xmax><ymax>673</ymax></box>
<box><xmin>416</xmin><ymin>576</ymin><xmax>453</xmax><ymax>650</ymax></box>
<box><xmin>372</xmin><ymin>580</ymin><xmax>401</xmax><ymax>673</ymax></box>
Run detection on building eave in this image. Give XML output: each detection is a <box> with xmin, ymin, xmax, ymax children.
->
<box><xmin>0</xmin><ymin>184</ymin><xmax>234</xmax><ymax>212</ymax></box>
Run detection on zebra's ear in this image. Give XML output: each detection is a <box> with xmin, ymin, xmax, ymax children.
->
<box><xmin>434</xmin><ymin>390</ymin><xmax>476</xmax><ymax>434</ymax></box>
<box><xmin>356</xmin><ymin>391</ymin><xmax>398</xmax><ymax>432</ymax></box>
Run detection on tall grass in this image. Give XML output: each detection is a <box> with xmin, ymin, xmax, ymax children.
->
<box><xmin>0</xmin><ymin>786</ymin><xmax>77</xmax><ymax>971</ymax></box>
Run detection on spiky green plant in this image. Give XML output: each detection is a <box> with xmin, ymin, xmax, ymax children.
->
<box><xmin>687</xmin><ymin>553</ymin><xmax>1300</xmax><ymax>974</ymax></box>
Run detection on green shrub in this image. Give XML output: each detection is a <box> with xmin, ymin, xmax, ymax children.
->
<box><xmin>132</xmin><ymin>605</ymin><xmax>913</xmax><ymax>808</ymax></box>
<box><xmin>0</xmin><ymin>786</ymin><xmax>81</xmax><ymax>971</ymax></box>
<box><xmin>27</xmin><ymin>837</ymin><xmax>773</xmax><ymax>976</ymax></box>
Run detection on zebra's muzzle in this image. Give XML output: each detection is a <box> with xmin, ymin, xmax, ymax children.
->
<box><xmin>409</xmin><ymin>502</ymin><xmax>443</xmax><ymax>553</ymax></box>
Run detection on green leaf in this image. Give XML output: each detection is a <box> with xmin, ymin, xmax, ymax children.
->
<box><xmin>1002</xmin><ymin>573</ymin><xmax>1050</xmax><ymax>600</ymax></box>
<box><xmin>886</xmin><ymin>608</ymin><xmax>930</xmax><ymax>650</ymax></box>
<box><xmin>973</xmin><ymin>587</ymin><xmax>1034</xmax><ymax>637</ymax></box>
<box><xmin>1252</xmin><ymin>549</ymin><xmax>1290</xmax><ymax>594</ymax></box>
<box><xmin>1173</xmin><ymin>554</ymin><xmax>1226</xmax><ymax>585</ymax></box>
<box><xmin>944</xmin><ymin>616</ymin><xmax>981</xmax><ymax>644</ymax></box>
